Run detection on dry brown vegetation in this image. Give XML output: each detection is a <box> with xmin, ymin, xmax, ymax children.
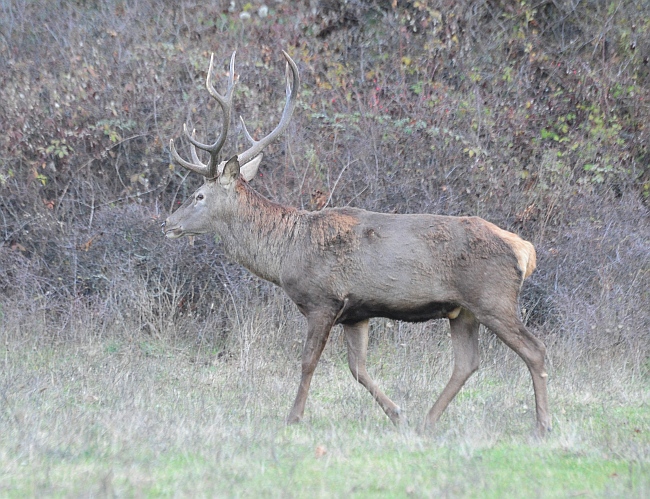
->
<box><xmin>0</xmin><ymin>0</ymin><xmax>648</xmax><ymax>456</ymax></box>
<box><xmin>1</xmin><ymin>0</ymin><xmax>648</xmax><ymax>357</ymax></box>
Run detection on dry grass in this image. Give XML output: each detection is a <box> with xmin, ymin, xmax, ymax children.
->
<box><xmin>1</xmin><ymin>292</ymin><xmax>648</xmax><ymax>496</ymax></box>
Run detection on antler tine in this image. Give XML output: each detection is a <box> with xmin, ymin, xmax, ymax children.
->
<box><xmin>180</xmin><ymin>124</ymin><xmax>209</xmax><ymax>167</ymax></box>
<box><xmin>189</xmin><ymin>129</ymin><xmax>206</xmax><ymax>167</ymax></box>
<box><xmin>237</xmin><ymin>50</ymin><xmax>300</xmax><ymax>166</ymax></box>
<box><xmin>171</xmin><ymin>52</ymin><xmax>237</xmax><ymax>179</ymax></box>
<box><xmin>170</xmin><ymin>138</ymin><xmax>211</xmax><ymax>176</ymax></box>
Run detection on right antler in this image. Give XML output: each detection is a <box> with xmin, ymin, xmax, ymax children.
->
<box><xmin>237</xmin><ymin>51</ymin><xmax>300</xmax><ymax>166</ymax></box>
<box><xmin>169</xmin><ymin>51</ymin><xmax>300</xmax><ymax>180</ymax></box>
<box><xmin>170</xmin><ymin>52</ymin><xmax>236</xmax><ymax>179</ymax></box>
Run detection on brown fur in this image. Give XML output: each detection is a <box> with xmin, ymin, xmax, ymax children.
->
<box><xmin>306</xmin><ymin>209</ymin><xmax>360</xmax><ymax>252</ymax></box>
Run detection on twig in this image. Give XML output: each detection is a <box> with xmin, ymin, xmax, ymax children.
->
<box><xmin>1</xmin><ymin>215</ymin><xmax>44</xmax><ymax>245</ymax></box>
<box><xmin>324</xmin><ymin>158</ymin><xmax>356</xmax><ymax>209</ymax></box>
<box><xmin>220</xmin><ymin>262</ymin><xmax>242</xmax><ymax>330</ymax></box>
<box><xmin>55</xmin><ymin>134</ymin><xmax>148</xmax><ymax>215</ymax></box>
<box><xmin>168</xmin><ymin>170</ymin><xmax>191</xmax><ymax>216</ymax></box>
<box><xmin>95</xmin><ymin>186</ymin><xmax>160</xmax><ymax>209</ymax></box>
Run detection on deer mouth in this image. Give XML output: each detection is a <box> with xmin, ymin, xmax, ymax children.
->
<box><xmin>165</xmin><ymin>227</ymin><xmax>202</xmax><ymax>241</ymax></box>
<box><xmin>162</xmin><ymin>222</ymin><xmax>185</xmax><ymax>239</ymax></box>
<box><xmin>162</xmin><ymin>219</ymin><xmax>191</xmax><ymax>239</ymax></box>
<box><xmin>164</xmin><ymin>228</ymin><xmax>184</xmax><ymax>239</ymax></box>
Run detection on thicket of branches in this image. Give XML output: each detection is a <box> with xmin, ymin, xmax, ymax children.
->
<box><xmin>0</xmin><ymin>1</ymin><xmax>648</xmax><ymax>356</ymax></box>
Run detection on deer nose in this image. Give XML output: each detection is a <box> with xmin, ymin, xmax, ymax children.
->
<box><xmin>160</xmin><ymin>220</ymin><xmax>166</xmax><ymax>234</ymax></box>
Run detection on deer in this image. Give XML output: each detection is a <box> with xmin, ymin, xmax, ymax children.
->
<box><xmin>161</xmin><ymin>51</ymin><xmax>551</xmax><ymax>436</ymax></box>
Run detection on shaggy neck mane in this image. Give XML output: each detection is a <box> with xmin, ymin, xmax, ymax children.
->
<box><xmin>222</xmin><ymin>179</ymin><xmax>300</xmax><ymax>284</ymax></box>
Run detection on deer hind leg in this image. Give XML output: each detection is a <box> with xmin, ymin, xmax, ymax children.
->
<box><xmin>344</xmin><ymin>319</ymin><xmax>402</xmax><ymax>426</ymax></box>
<box><xmin>286</xmin><ymin>310</ymin><xmax>336</xmax><ymax>424</ymax></box>
<box><xmin>478</xmin><ymin>311</ymin><xmax>550</xmax><ymax>437</ymax></box>
<box><xmin>424</xmin><ymin>307</ymin><xmax>480</xmax><ymax>431</ymax></box>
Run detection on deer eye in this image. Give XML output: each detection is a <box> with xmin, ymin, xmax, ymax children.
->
<box><xmin>196</xmin><ymin>193</ymin><xmax>204</xmax><ymax>201</ymax></box>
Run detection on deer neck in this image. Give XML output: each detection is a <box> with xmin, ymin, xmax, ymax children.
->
<box><xmin>219</xmin><ymin>181</ymin><xmax>299</xmax><ymax>285</ymax></box>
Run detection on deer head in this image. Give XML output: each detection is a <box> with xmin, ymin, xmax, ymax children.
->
<box><xmin>162</xmin><ymin>51</ymin><xmax>299</xmax><ymax>239</ymax></box>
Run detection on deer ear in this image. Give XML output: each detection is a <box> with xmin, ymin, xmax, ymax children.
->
<box><xmin>220</xmin><ymin>156</ymin><xmax>240</xmax><ymax>187</ymax></box>
<box><xmin>240</xmin><ymin>154</ymin><xmax>263</xmax><ymax>182</ymax></box>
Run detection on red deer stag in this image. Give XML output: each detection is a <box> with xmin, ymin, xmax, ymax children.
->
<box><xmin>162</xmin><ymin>51</ymin><xmax>551</xmax><ymax>436</ymax></box>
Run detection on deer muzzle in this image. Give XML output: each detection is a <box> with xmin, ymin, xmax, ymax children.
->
<box><xmin>161</xmin><ymin>218</ymin><xmax>184</xmax><ymax>239</ymax></box>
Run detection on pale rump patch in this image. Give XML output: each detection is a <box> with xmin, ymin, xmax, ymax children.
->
<box><xmin>447</xmin><ymin>307</ymin><xmax>462</xmax><ymax>320</ymax></box>
<box><xmin>484</xmin><ymin>221</ymin><xmax>537</xmax><ymax>280</ymax></box>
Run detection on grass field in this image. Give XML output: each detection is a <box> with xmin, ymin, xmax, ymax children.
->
<box><xmin>1</xmin><ymin>307</ymin><xmax>648</xmax><ymax>498</ymax></box>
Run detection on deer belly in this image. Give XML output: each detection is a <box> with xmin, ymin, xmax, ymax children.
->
<box><xmin>337</xmin><ymin>300</ymin><xmax>459</xmax><ymax>325</ymax></box>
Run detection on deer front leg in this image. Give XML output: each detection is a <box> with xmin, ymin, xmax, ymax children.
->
<box><xmin>424</xmin><ymin>308</ymin><xmax>480</xmax><ymax>431</ymax></box>
<box><xmin>344</xmin><ymin>320</ymin><xmax>402</xmax><ymax>426</ymax></box>
<box><xmin>286</xmin><ymin>311</ymin><xmax>336</xmax><ymax>424</ymax></box>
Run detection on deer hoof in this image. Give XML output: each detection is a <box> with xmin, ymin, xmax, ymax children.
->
<box><xmin>286</xmin><ymin>413</ymin><xmax>302</xmax><ymax>425</ymax></box>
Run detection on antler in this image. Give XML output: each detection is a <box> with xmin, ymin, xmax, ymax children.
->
<box><xmin>237</xmin><ymin>51</ymin><xmax>300</xmax><ymax>166</ymax></box>
<box><xmin>169</xmin><ymin>52</ymin><xmax>236</xmax><ymax>179</ymax></box>
<box><xmin>169</xmin><ymin>51</ymin><xmax>300</xmax><ymax>179</ymax></box>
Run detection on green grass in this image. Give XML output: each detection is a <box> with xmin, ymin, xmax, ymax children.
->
<box><xmin>1</xmin><ymin>325</ymin><xmax>649</xmax><ymax>497</ymax></box>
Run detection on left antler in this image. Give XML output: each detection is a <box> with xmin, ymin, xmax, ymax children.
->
<box><xmin>169</xmin><ymin>52</ymin><xmax>236</xmax><ymax>179</ymax></box>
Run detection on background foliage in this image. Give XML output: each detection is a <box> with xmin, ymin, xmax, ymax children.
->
<box><xmin>0</xmin><ymin>0</ymin><xmax>648</xmax><ymax>356</ymax></box>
